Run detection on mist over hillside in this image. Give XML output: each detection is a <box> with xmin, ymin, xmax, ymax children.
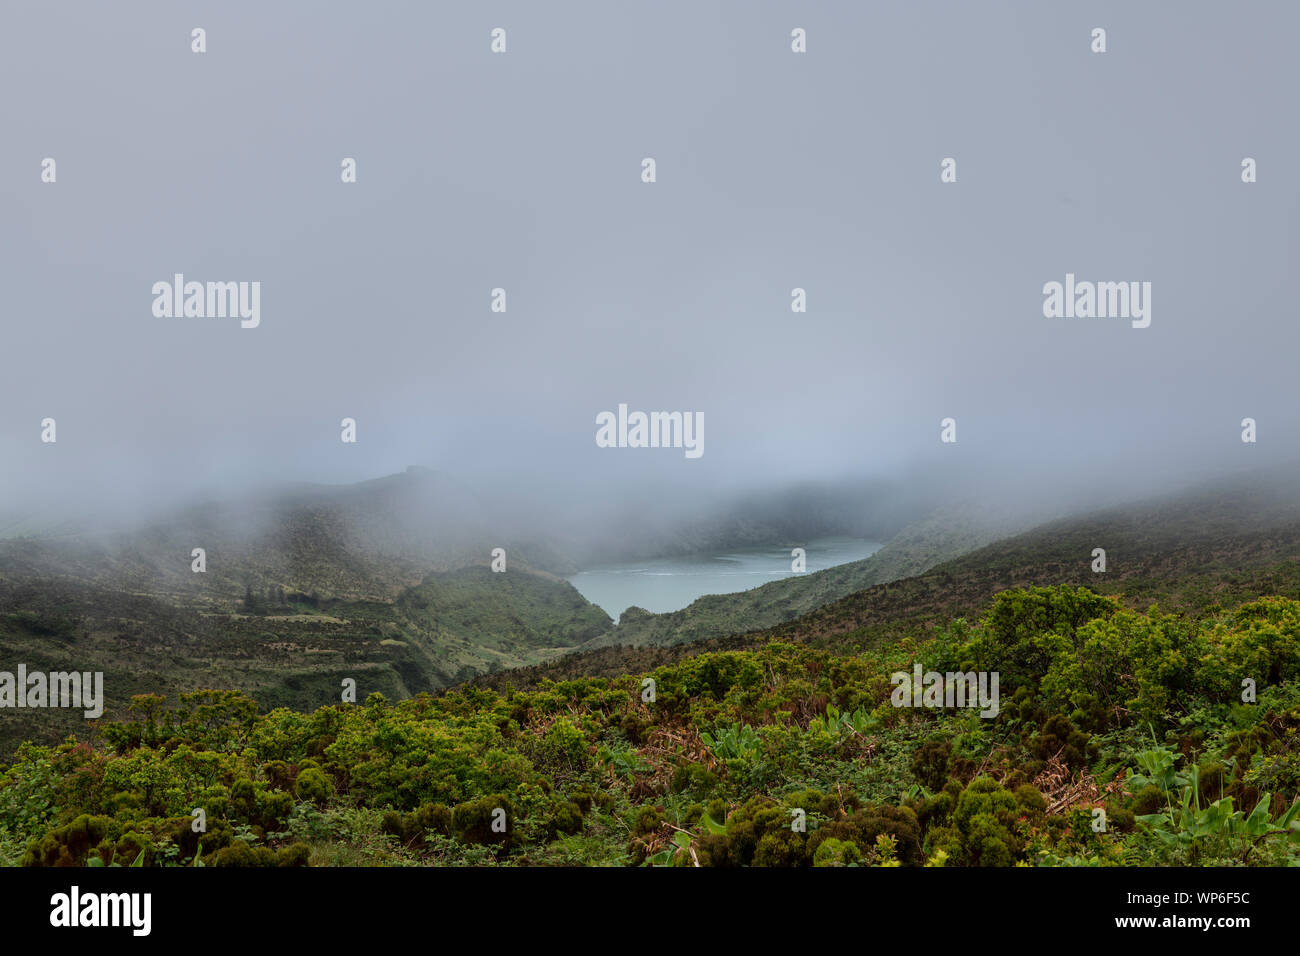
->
<box><xmin>0</xmin><ymin>457</ymin><xmax>1298</xmax><ymax>757</ymax></box>
<box><xmin>472</xmin><ymin>461</ymin><xmax>1300</xmax><ymax>689</ymax></box>
<box><xmin>0</xmin><ymin>465</ymin><xmax>949</xmax><ymax>605</ymax></box>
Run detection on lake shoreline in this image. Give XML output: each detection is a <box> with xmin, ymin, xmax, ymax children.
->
<box><xmin>567</xmin><ymin>536</ymin><xmax>883</xmax><ymax>617</ymax></box>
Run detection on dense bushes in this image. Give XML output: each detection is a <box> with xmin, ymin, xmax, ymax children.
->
<box><xmin>2</xmin><ymin>587</ymin><xmax>1297</xmax><ymax>867</ymax></box>
<box><xmin>210</xmin><ymin>842</ymin><xmax>310</xmax><ymax>867</ymax></box>
<box><xmin>921</xmin><ymin>778</ymin><xmax>1045</xmax><ymax>866</ymax></box>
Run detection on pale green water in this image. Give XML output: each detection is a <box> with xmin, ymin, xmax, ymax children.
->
<box><xmin>568</xmin><ymin>536</ymin><xmax>882</xmax><ymax>618</ymax></box>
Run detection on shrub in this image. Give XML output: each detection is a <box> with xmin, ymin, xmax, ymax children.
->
<box><xmin>813</xmin><ymin>837</ymin><xmax>862</xmax><ymax>867</ymax></box>
<box><xmin>1033</xmin><ymin>715</ymin><xmax>1095</xmax><ymax>772</ymax></box>
<box><xmin>210</xmin><ymin>841</ymin><xmax>311</xmax><ymax>867</ymax></box>
<box><xmin>911</xmin><ymin>739</ymin><xmax>953</xmax><ymax>790</ymax></box>
<box><xmin>294</xmin><ymin>767</ymin><xmax>332</xmax><ymax>806</ymax></box>
<box><xmin>546</xmin><ymin>801</ymin><xmax>584</xmax><ymax>838</ymax></box>
<box><xmin>927</xmin><ymin>777</ymin><xmax>1034</xmax><ymax>866</ymax></box>
<box><xmin>451</xmin><ymin>794</ymin><xmax>514</xmax><ymax>848</ymax></box>
<box><xmin>21</xmin><ymin>814</ymin><xmax>116</xmax><ymax>867</ymax></box>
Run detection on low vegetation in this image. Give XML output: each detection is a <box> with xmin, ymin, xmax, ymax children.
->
<box><xmin>4</xmin><ymin>586</ymin><xmax>1297</xmax><ymax>867</ymax></box>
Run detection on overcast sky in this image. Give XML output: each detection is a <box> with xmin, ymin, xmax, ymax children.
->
<box><xmin>2</xmin><ymin>1</ymin><xmax>1296</xmax><ymax>517</ymax></box>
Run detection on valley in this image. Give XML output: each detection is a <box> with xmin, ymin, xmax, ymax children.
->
<box><xmin>3</xmin><ymin>464</ymin><xmax>1300</xmax><ymax>870</ymax></box>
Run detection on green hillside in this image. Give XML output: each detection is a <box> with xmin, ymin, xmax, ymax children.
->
<box><xmin>472</xmin><ymin>472</ymin><xmax>1300</xmax><ymax>690</ymax></box>
<box><xmin>0</xmin><ymin>564</ymin><xmax>610</xmax><ymax>756</ymax></box>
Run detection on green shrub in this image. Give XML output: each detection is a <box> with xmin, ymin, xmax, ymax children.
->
<box><xmin>451</xmin><ymin>794</ymin><xmax>514</xmax><ymax>848</ymax></box>
<box><xmin>911</xmin><ymin>739</ymin><xmax>953</xmax><ymax>790</ymax></box>
<box><xmin>21</xmin><ymin>814</ymin><xmax>116</xmax><ymax>867</ymax></box>
<box><xmin>546</xmin><ymin>801</ymin><xmax>584</xmax><ymax>838</ymax></box>
<box><xmin>294</xmin><ymin>767</ymin><xmax>332</xmax><ymax>806</ymax></box>
<box><xmin>813</xmin><ymin>837</ymin><xmax>861</xmax><ymax>867</ymax></box>
<box><xmin>210</xmin><ymin>840</ymin><xmax>311</xmax><ymax>867</ymax></box>
<box><xmin>927</xmin><ymin>777</ymin><xmax>1033</xmax><ymax>866</ymax></box>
